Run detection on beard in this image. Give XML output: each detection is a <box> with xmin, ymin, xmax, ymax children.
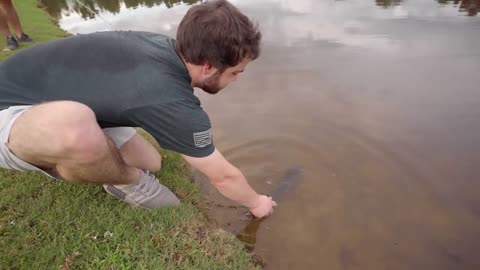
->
<box><xmin>199</xmin><ymin>71</ymin><xmax>223</xmax><ymax>94</ymax></box>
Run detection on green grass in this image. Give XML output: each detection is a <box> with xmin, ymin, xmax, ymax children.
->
<box><xmin>0</xmin><ymin>2</ymin><xmax>259</xmax><ymax>269</ymax></box>
<box><xmin>0</xmin><ymin>148</ymin><xmax>258</xmax><ymax>269</ymax></box>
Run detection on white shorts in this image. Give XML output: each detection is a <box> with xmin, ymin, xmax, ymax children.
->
<box><xmin>0</xmin><ymin>105</ymin><xmax>136</xmax><ymax>178</ymax></box>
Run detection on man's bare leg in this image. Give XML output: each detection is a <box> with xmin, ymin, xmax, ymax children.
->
<box><xmin>8</xmin><ymin>101</ymin><xmax>140</xmax><ymax>184</ymax></box>
<box><xmin>118</xmin><ymin>133</ymin><xmax>162</xmax><ymax>173</ymax></box>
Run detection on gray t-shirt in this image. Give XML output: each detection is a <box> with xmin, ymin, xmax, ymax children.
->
<box><xmin>0</xmin><ymin>31</ymin><xmax>214</xmax><ymax>157</ymax></box>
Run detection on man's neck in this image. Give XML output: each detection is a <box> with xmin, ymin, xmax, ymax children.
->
<box><xmin>184</xmin><ymin>61</ymin><xmax>202</xmax><ymax>88</ymax></box>
<box><xmin>176</xmin><ymin>49</ymin><xmax>200</xmax><ymax>88</ymax></box>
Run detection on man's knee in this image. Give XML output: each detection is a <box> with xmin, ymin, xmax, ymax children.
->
<box><xmin>57</xmin><ymin>103</ymin><xmax>109</xmax><ymax>162</ymax></box>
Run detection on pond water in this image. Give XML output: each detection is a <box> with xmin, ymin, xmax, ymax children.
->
<box><xmin>40</xmin><ymin>0</ymin><xmax>480</xmax><ymax>269</ymax></box>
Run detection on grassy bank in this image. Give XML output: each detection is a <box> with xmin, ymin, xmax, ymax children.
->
<box><xmin>0</xmin><ymin>1</ymin><xmax>258</xmax><ymax>269</ymax></box>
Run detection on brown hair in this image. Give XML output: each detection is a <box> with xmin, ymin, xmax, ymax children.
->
<box><xmin>176</xmin><ymin>0</ymin><xmax>261</xmax><ymax>72</ymax></box>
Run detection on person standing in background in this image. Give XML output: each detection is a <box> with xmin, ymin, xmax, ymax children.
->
<box><xmin>0</xmin><ymin>0</ymin><xmax>33</xmax><ymax>51</ymax></box>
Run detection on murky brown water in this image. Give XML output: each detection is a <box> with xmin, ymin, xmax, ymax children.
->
<box><xmin>42</xmin><ymin>0</ymin><xmax>480</xmax><ymax>269</ymax></box>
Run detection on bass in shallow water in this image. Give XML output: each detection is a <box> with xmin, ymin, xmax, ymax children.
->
<box><xmin>237</xmin><ymin>166</ymin><xmax>304</xmax><ymax>249</ymax></box>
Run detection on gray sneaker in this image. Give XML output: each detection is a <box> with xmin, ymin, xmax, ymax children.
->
<box><xmin>3</xmin><ymin>36</ymin><xmax>18</xmax><ymax>51</ymax></box>
<box><xmin>103</xmin><ymin>170</ymin><xmax>180</xmax><ymax>208</ymax></box>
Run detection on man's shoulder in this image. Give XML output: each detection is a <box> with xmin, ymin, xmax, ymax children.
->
<box><xmin>68</xmin><ymin>31</ymin><xmax>174</xmax><ymax>52</ymax></box>
<box><xmin>82</xmin><ymin>30</ymin><xmax>172</xmax><ymax>39</ymax></box>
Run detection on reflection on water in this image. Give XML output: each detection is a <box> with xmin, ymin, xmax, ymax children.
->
<box><xmin>39</xmin><ymin>0</ymin><xmax>480</xmax><ymax>270</ymax></box>
<box><xmin>374</xmin><ymin>0</ymin><xmax>480</xmax><ymax>15</ymax></box>
<box><xmin>375</xmin><ymin>0</ymin><xmax>404</xmax><ymax>8</ymax></box>
<box><xmin>42</xmin><ymin>0</ymin><xmax>480</xmax><ymax>20</ymax></box>
<box><xmin>41</xmin><ymin>0</ymin><xmax>201</xmax><ymax>19</ymax></box>
<box><xmin>438</xmin><ymin>0</ymin><xmax>480</xmax><ymax>16</ymax></box>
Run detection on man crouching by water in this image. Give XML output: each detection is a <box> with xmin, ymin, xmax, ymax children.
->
<box><xmin>0</xmin><ymin>0</ymin><xmax>276</xmax><ymax>218</ymax></box>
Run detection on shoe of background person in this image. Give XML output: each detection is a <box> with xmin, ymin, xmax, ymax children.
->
<box><xmin>3</xmin><ymin>35</ymin><xmax>19</xmax><ymax>51</ymax></box>
<box><xmin>17</xmin><ymin>33</ymin><xmax>34</xmax><ymax>43</ymax></box>
<box><xmin>103</xmin><ymin>170</ymin><xmax>180</xmax><ymax>209</ymax></box>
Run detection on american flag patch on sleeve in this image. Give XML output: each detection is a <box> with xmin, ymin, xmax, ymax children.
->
<box><xmin>193</xmin><ymin>129</ymin><xmax>212</xmax><ymax>148</ymax></box>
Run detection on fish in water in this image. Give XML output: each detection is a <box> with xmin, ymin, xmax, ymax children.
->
<box><xmin>270</xmin><ymin>166</ymin><xmax>304</xmax><ymax>202</ymax></box>
<box><xmin>237</xmin><ymin>166</ymin><xmax>304</xmax><ymax>248</ymax></box>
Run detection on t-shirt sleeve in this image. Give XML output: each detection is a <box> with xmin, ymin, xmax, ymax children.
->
<box><xmin>125</xmin><ymin>101</ymin><xmax>215</xmax><ymax>158</ymax></box>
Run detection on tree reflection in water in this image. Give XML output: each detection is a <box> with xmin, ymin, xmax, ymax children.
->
<box><xmin>438</xmin><ymin>0</ymin><xmax>480</xmax><ymax>16</ymax></box>
<box><xmin>375</xmin><ymin>0</ymin><xmax>479</xmax><ymax>16</ymax></box>
<box><xmin>40</xmin><ymin>0</ymin><xmax>202</xmax><ymax>19</ymax></box>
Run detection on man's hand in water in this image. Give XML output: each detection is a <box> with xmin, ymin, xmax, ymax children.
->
<box><xmin>250</xmin><ymin>195</ymin><xmax>277</xmax><ymax>218</ymax></box>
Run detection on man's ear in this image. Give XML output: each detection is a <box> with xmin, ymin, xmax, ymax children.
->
<box><xmin>202</xmin><ymin>63</ymin><xmax>217</xmax><ymax>77</ymax></box>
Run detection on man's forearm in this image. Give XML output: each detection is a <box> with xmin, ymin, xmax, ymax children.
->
<box><xmin>182</xmin><ymin>150</ymin><xmax>274</xmax><ymax>217</ymax></box>
<box><xmin>212</xmin><ymin>169</ymin><xmax>260</xmax><ymax>209</ymax></box>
